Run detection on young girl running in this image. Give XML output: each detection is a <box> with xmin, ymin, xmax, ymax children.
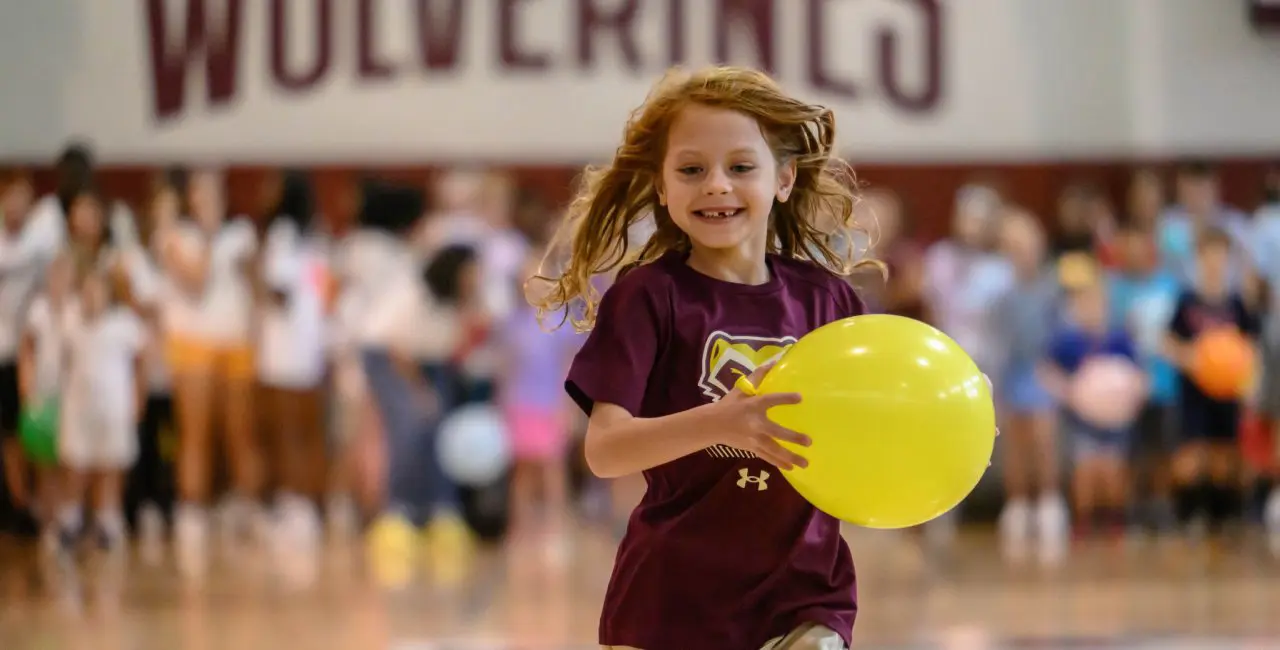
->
<box><xmin>532</xmin><ymin>66</ymin><xmax>876</xmax><ymax>650</ymax></box>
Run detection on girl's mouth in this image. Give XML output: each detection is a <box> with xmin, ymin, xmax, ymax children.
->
<box><xmin>693</xmin><ymin>209</ymin><xmax>743</xmax><ymax>220</ymax></box>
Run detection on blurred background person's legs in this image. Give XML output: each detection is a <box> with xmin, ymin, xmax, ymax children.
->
<box><xmin>255</xmin><ymin>169</ymin><xmax>329</xmax><ymax>550</ymax></box>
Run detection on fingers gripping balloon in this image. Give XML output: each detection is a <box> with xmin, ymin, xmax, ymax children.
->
<box><xmin>734</xmin><ymin>314</ymin><xmax>997</xmax><ymax>529</ymax></box>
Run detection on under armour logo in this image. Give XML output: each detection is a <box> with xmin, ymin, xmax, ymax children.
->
<box><xmin>737</xmin><ymin>468</ymin><xmax>770</xmax><ymax>491</ymax></box>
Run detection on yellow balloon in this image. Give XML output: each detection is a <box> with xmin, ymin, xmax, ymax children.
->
<box><xmin>743</xmin><ymin>314</ymin><xmax>995</xmax><ymax>529</ymax></box>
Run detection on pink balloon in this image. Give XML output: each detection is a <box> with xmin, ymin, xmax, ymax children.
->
<box><xmin>1068</xmin><ymin>355</ymin><xmax>1147</xmax><ymax>430</ymax></box>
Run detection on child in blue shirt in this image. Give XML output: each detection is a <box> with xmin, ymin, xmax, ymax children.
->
<box><xmin>1108</xmin><ymin>222</ymin><xmax>1182</xmax><ymax>532</ymax></box>
<box><xmin>991</xmin><ymin>208</ymin><xmax>1067</xmax><ymax>561</ymax></box>
<box><xmin>1042</xmin><ymin>275</ymin><xmax>1144</xmax><ymax>537</ymax></box>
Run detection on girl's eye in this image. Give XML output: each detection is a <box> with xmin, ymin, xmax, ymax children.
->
<box><xmin>678</xmin><ymin>166</ymin><xmax>702</xmax><ymax>176</ymax></box>
<box><xmin>731</xmin><ymin>164</ymin><xmax>756</xmax><ymax>174</ymax></box>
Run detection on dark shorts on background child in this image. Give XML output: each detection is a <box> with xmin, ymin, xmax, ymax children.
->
<box><xmin>1063</xmin><ymin>412</ymin><xmax>1132</xmax><ymax>461</ymax></box>
<box><xmin>1180</xmin><ymin>393</ymin><xmax>1240</xmax><ymax>443</ymax></box>
<box><xmin>1130</xmin><ymin>401</ymin><xmax>1177</xmax><ymax>462</ymax></box>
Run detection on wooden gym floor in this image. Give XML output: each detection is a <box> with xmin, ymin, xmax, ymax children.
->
<box><xmin>0</xmin><ymin>524</ymin><xmax>1278</xmax><ymax>650</ymax></box>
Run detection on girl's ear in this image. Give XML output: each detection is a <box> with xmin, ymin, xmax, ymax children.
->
<box><xmin>776</xmin><ymin>159</ymin><xmax>798</xmax><ymax>203</ymax></box>
<box><xmin>655</xmin><ymin>180</ymin><xmax>667</xmax><ymax>207</ymax></box>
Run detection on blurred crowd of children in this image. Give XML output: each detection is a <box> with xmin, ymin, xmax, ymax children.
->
<box><xmin>0</xmin><ymin>147</ymin><xmax>585</xmax><ymax>581</ymax></box>
<box><xmin>857</xmin><ymin>162</ymin><xmax>1280</xmax><ymax>563</ymax></box>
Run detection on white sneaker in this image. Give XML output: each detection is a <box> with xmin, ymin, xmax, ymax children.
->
<box><xmin>274</xmin><ymin>494</ymin><xmax>322</xmax><ymax>552</ymax></box>
<box><xmin>218</xmin><ymin>495</ymin><xmax>272</xmax><ymax>546</ymax></box>
<box><xmin>94</xmin><ymin>510</ymin><xmax>128</xmax><ymax>553</ymax></box>
<box><xmin>138</xmin><ymin>503</ymin><xmax>166</xmax><ymax>541</ymax></box>
<box><xmin>998</xmin><ymin>498</ymin><xmax>1031</xmax><ymax>562</ymax></box>
<box><xmin>326</xmin><ymin>493</ymin><xmax>359</xmax><ymax>540</ymax></box>
<box><xmin>1035</xmin><ymin>493</ymin><xmax>1069</xmax><ymax>566</ymax></box>
<box><xmin>174</xmin><ymin>504</ymin><xmax>209</xmax><ymax>578</ymax></box>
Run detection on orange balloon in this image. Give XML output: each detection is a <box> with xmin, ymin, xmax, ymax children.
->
<box><xmin>1190</xmin><ymin>327</ymin><xmax>1255</xmax><ymax>400</ymax></box>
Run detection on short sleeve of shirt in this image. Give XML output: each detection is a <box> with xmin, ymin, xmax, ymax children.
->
<box><xmin>831</xmin><ymin>276</ymin><xmax>866</xmax><ymax>321</ymax></box>
<box><xmin>1168</xmin><ymin>291</ymin><xmax>1195</xmax><ymax>340</ymax></box>
<box><xmin>565</xmin><ymin>271</ymin><xmax>669</xmax><ymax>417</ymax></box>
<box><xmin>1112</xmin><ymin>329</ymin><xmax>1140</xmax><ymax>362</ymax></box>
<box><xmin>1046</xmin><ymin>330</ymin><xmax>1074</xmax><ymax>370</ymax></box>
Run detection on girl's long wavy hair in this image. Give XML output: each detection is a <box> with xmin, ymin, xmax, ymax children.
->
<box><xmin>529</xmin><ymin>66</ymin><xmax>881</xmax><ymax>332</ymax></box>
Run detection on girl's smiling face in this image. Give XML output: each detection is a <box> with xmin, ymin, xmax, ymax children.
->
<box><xmin>659</xmin><ymin>104</ymin><xmax>795</xmax><ymax>257</ymax></box>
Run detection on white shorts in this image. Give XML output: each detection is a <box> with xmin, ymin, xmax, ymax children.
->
<box><xmin>60</xmin><ymin>402</ymin><xmax>137</xmax><ymax>471</ymax></box>
<box><xmin>257</xmin><ymin>311</ymin><xmax>327</xmax><ymax>389</ymax></box>
<box><xmin>257</xmin><ymin>344</ymin><xmax>327</xmax><ymax>389</ymax></box>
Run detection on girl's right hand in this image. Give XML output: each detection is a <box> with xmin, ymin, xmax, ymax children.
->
<box><xmin>709</xmin><ymin>362</ymin><xmax>810</xmax><ymax>470</ymax></box>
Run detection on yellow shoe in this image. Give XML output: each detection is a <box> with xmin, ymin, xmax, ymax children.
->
<box><xmin>421</xmin><ymin>513</ymin><xmax>475</xmax><ymax>585</ymax></box>
<box><xmin>366</xmin><ymin>513</ymin><xmax>416</xmax><ymax>589</ymax></box>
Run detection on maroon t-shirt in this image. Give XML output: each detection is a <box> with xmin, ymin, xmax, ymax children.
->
<box><xmin>566</xmin><ymin>250</ymin><xmax>862</xmax><ymax>649</ymax></box>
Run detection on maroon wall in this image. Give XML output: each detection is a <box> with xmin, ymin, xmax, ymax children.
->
<box><xmin>17</xmin><ymin>159</ymin><xmax>1276</xmax><ymax>243</ymax></box>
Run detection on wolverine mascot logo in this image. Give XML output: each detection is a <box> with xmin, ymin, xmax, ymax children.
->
<box><xmin>697</xmin><ymin>331</ymin><xmax>797</xmax><ymax>458</ymax></box>
<box><xmin>697</xmin><ymin>330</ymin><xmax>797</xmax><ymax>401</ymax></box>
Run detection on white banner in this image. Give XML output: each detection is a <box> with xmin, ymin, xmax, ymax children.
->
<box><xmin>0</xmin><ymin>0</ymin><xmax>1277</xmax><ymax>163</ymax></box>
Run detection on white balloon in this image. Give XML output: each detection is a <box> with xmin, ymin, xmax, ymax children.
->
<box><xmin>436</xmin><ymin>404</ymin><xmax>512</xmax><ymax>486</ymax></box>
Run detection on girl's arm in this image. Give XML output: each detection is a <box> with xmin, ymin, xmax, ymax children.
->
<box><xmin>583</xmin><ymin>364</ymin><xmax>808</xmax><ymax>478</ymax></box>
<box><xmin>391</xmin><ymin>346</ymin><xmax>434</xmax><ymax>408</ymax></box>
<box><xmin>1036</xmin><ymin>360</ymin><xmax>1070</xmax><ymax>402</ymax></box>
<box><xmin>108</xmin><ymin>256</ymin><xmax>140</xmax><ymax>312</ymax></box>
<box><xmin>250</xmin><ymin>225</ymin><xmax>290</xmax><ymax>308</ymax></box>
<box><xmin>1117</xmin><ymin>334</ymin><xmax>1152</xmax><ymax>398</ymax></box>
<box><xmin>131</xmin><ymin>300</ymin><xmax>160</xmax><ymax>324</ymax></box>
<box><xmin>134</xmin><ymin>351</ymin><xmax>148</xmax><ymax>423</ymax></box>
<box><xmin>572</xmin><ymin>277</ymin><xmax>807</xmax><ymax>478</ymax></box>
<box><xmin>17</xmin><ymin>331</ymin><xmax>36</xmax><ymax>407</ymax></box>
<box><xmin>584</xmin><ymin>402</ymin><xmax>727</xmax><ymax>478</ymax></box>
<box><xmin>1036</xmin><ymin>333</ymin><xmax>1070</xmax><ymax>402</ymax></box>
<box><xmin>115</xmin><ymin>253</ymin><xmax>146</xmax><ymax>315</ymax></box>
<box><xmin>117</xmin><ymin>250</ymin><xmax>163</xmax><ymax>323</ymax></box>
<box><xmin>1161</xmin><ymin>333</ymin><xmax>1192</xmax><ymax>370</ymax></box>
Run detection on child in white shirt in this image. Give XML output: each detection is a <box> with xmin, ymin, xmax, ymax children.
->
<box><xmin>57</xmin><ymin>271</ymin><xmax>146</xmax><ymax>550</ymax></box>
<box><xmin>18</xmin><ymin>256</ymin><xmax>74</xmax><ymax>548</ymax></box>
<box><xmin>257</xmin><ymin>211</ymin><xmax>330</xmax><ymax>546</ymax></box>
